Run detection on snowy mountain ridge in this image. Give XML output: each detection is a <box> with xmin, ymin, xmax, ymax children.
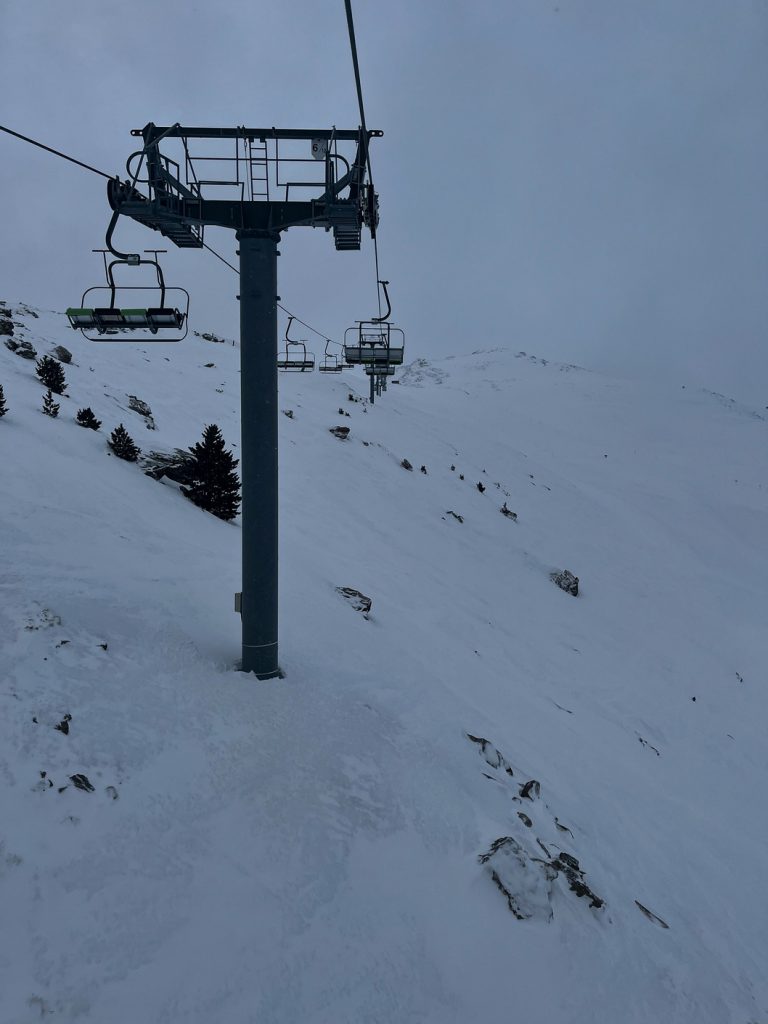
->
<box><xmin>1</xmin><ymin>298</ymin><xmax>767</xmax><ymax>1023</ymax></box>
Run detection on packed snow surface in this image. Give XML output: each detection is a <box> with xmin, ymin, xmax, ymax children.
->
<box><xmin>1</xmin><ymin>303</ymin><xmax>767</xmax><ymax>1023</ymax></box>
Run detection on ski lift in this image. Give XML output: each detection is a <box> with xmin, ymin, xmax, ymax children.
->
<box><xmin>66</xmin><ymin>250</ymin><xmax>189</xmax><ymax>342</ymax></box>
<box><xmin>343</xmin><ymin>281</ymin><xmax>404</xmax><ymax>367</ymax></box>
<box><xmin>318</xmin><ymin>340</ymin><xmax>344</xmax><ymax>373</ymax></box>
<box><xmin>277</xmin><ymin>316</ymin><xmax>315</xmax><ymax>371</ymax></box>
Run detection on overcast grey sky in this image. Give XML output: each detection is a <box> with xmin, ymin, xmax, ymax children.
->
<box><xmin>1</xmin><ymin>1</ymin><xmax>766</xmax><ymax>402</ymax></box>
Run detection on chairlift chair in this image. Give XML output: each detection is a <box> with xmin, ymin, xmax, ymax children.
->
<box><xmin>277</xmin><ymin>316</ymin><xmax>315</xmax><ymax>371</ymax></box>
<box><xmin>67</xmin><ymin>251</ymin><xmax>189</xmax><ymax>342</ymax></box>
<box><xmin>318</xmin><ymin>340</ymin><xmax>344</xmax><ymax>373</ymax></box>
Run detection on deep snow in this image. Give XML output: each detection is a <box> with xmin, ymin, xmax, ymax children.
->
<box><xmin>1</xmin><ymin>302</ymin><xmax>767</xmax><ymax>1023</ymax></box>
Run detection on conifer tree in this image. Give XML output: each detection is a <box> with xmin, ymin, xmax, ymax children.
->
<box><xmin>76</xmin><ymin>406</ymin><xmax>102</xmax><ymax>430</ymax></box>
<box><xmin>182</xmin><ymin>423</ymin><xmax>241</xmax><ymax>521</ymax></box>
<box><xmin>0</xmin><ymin>383</ymin><xmax>7</xmax><ymax>418</ymax></box>
<box><xmin>108</xmin><ymin>424</ymin><xmax>141</xmax><ymax>462</ymax></box>
<box><xmin>35</xmin><ymin>355</ymin><xmax>66</xmax><ymax>395</ymax></box>
<box><xmin>42</xmin><ymin>389</ymin><xmax>60</xmax><ymax>418</ymax></box>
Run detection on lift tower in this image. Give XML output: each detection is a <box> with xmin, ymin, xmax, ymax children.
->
<box><xmin>108</xmin><ymin>123</ymin><xmax>381</xmax><ymax>677</ymax></box>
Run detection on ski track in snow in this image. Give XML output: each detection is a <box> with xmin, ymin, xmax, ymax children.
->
<box><xmin>1</xmin><ymin>301</ymin><xmax>767</xmax><ymax>1023</ymax></box>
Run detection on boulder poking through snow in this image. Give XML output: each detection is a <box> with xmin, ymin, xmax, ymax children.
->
<box><xmin>550</xmin><ymin>569</ymin><xmax>579</xmax><ymax>597</ymax></box>
<box><xmin>335</xmin><ymin>587</ymin><xmax>372</xmax><ymax>618</ymax></box>
<box><xmin>52</xmin><ymin>345</ymin><xmax>72</xmax><ymax>364</ymax></box>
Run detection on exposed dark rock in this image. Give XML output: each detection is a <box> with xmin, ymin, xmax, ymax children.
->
<box><xmin>550</xmin><ymin>569</ymin><xmax>579</xmax><ymax>597</ymax></box>
<box><xmin>500</xmin><ymin>503</ymin><xmax>517</xmax><ymax>520</ymax></box>
<box><xmin>400</xmin><ymin>458</ymin><xmax>413</xmax><ymax>471</ymax></box>
<box><xmin>0</xmin><ymin>319</ymin><xmax>13</xmax><ymax>337</ymax></box>
<box><xmin>54</xmin><ymin>714</ymin><xmax>72</xmax><ymax>736</ymax></box>
<box><xmin>519</xmin><ymin>779</ymin><xmax>541</xmax><ymax>800</ymax></box>
<box><xmin>142</xmin><ymin>449</ymin><xmax>197</xmax><ymax>485</ymax></box>
<box><xmin>52</xmin><ymin>345</ymin><xmax>72</xmax><ymax>364</ymax></box>
<box><xmin>69</xmin><ymin>774</ymin><xmax>95</xmax><ymax>793</ymax></box>
<box><xmin>517</xmin><ymin>812</ymin><xmax>533</xmax><ymax>827</ymax></box>
<box><xmin>551</xmin><ymin>852</ymin><xmax>604</xmax><ymax>908</ymax></box>
<box><xmin>447</xmin><ymin>510</ymin><xmax>464</xmax><ymax>523</ymax></box>
<box><xmin>128</xmin><ymin>395</ymin><xmax>155</xmax><ymax>430</ymax></box>
<box><xmin>554</xmin><ymin>817</ymin><xmax>573</xmax><ymax>836</ymax></box>
<box><xmin>17</xmin><ymin>346</ymin><xmax>37</xmax><ymax>360</ymax></box>
<box><xmin>466</xmin><ymin>734</ymin><xmax>514</xmax><ymax>776</ymax></box>
<box><xmin>4</xmin><ymin>338</ymin><xmax>18</xmax><ymax>351</ymax></box>
<box><xmin>329</xmin><ymin>425</ymin><xmax>350</xmax><ymax>440</ymax></box>
<box><xmin>479</xmin><ymin>837</ymin><xmax>557</xmax><ymax>921</ymax></box>
<box><xmin>105</xmin><ymin>785</ymin><xmax>119</xmax><ymax>801</ymax></box>
<box><xmin>634</xmin><ymin>900</ymin><xmax>669</xmax><ymax>928</ymax></box>
<box><xmin>204</xmin><ymin>362</ymin><xmax>215</xmax><ymax>368</ymax></box>
<box><xmin>336</xmin><ymin>586</ymin><xmax>372</xmax><ymax>617</ymax></box>
<box><xmin>420</xmin><ymin>465</ymin><xmax>428</xmax><ymax>474</ymax></box>
<box><xmin>477</xmin><ymin>481</ymin><xmax>486</xmax><ymax>493</ymax></box>
<box><xmin>282</xmin><ymin>409</ymin><xmax>294</xmax><ymax>419</ymax></box>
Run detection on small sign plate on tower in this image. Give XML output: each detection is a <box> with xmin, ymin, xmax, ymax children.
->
<box><xmin>311</xmin><ymin>138</ymin><xmax>329</xmax><ymax>161</ymax></box>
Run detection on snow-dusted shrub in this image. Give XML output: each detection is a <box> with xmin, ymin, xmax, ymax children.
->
<box><xmin>42</xmin><ymin>389</ymin><xmax>59</xmax><ymax>418</ymax></box>
<box><xmin>35</xmin><ymin>354</ymin><xmax>66</xmax><ymax>395</ymax></box>
<box><xmin>181</xmin><ymin>424</ymin><xmax>241</xmax><ymax>522</ymax></box>
<box><xmin>108</xmin><ymin>424</ymin><xmax>140</xmax><ymax>462</ymax></box>
<box><xmin>76</xmin><ymin>407</ymin><xmax>101</xmax><ymax>430</ymax></box>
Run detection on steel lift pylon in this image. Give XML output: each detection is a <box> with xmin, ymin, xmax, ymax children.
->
<box><xmin>107</xmin><ymin>123</ymin><xmax>381</xmax><ymax>677</ymax></box>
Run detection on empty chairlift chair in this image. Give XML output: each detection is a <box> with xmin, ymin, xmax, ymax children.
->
<box><xmin>67</xmin><ymin>252</ymin><xmax>189</xmax><ymax>342</ymax></box>
<box><xmin>318</xmin><ymin>340</ymin><xmax>344</xmax><ymax>373</ymax></box>
<box><xmin>277</xmin><ymin>316</ymin><xmax>315</xmax><ymax>371</ymax></box>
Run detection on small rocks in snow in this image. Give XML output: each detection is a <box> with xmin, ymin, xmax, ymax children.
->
<box><xmin>517</xmin><ymin>812</ymin><xmax>533</xmax><ymax>827</ymax></box>
<box><xmin>519</xmin><ymin>779</ymin><xmax>541</xmax><ymax>800</ymax></box>
<box><xmin>637</xmin><ymin>735</ymin><xmax>660</xmax><ymax>757</ymax></box>
<box><xmin>554</xmin><ymin>817</ymin><xmax>573</xmax><ymax>836</ymax></box>
<box><xmin>477</xmin><ymin>481</ymin><xmax>485</xmax><ymax>493</ymax></box>
<box><xmin>400</xmin><ymin>459</ymin><xmax>413</xmax><ymax>471</ymax></box>
<box><xmin>335</xmin><ymin>586</ymin><xmax>372</xmax><ymax>618</ymax></box>
<box><xmin>466</xmin><ymin>734</ymin><xmax>514</xmax><ymax>776</ymax></box>
<box><xmin>69</xmin><ymin>774</ymin><xmax>95</xmax><ymax>793</ymax></box>
<box><xmin>420</xmin><ymin>465</ymin><xmax>428</xmax><ymax>474</ymax></box>
<box><xmin>16</xmin><ymin>340</ymin><xmax>37</xmax><ymax>359</ymax></box>
<box><xmin>450</xmin><ymin>464</ymin><xmax>455</xmax><ymax>471</ymax></box>
<box><xmin>550</xmin><ymin>569</ymin><xmax>579</xmax><ymax>597</ymax></box>
<box><xmin>4</xmin><ymin>338</ymin><xmax>18</xmax><ymax>350</ymax></box>
<box><xmin>54</xmin><ymin>714</ymin><xmax>72</xmax><ymax>736</ymax></box>
<box><xmin>0</xmin><ymin>319</ymin><xmax>13</xmax><ymax>337</ymax></box>
<box><xmin>634</xmin><ymin>900</ymin><xmax>670</xmax><ymax>929</ymax></box>
<box><xmin>282</xmin><ymin>409</ymin><xmax>294</xmax><ymax>419</ymax></box>
<box><xmin>329</xmin><ymin>425</ymin><xmax>350</xmax><ymax>440</ymax></box>
<box><xmin>500</xmin><ymin>503</ymin><xmax>517</xmax><ymax>521</ymax></box>
<box><xmin>99</xmin><ymin>643</ymin><xmax>108</xmax><ymax>651</ymax></box>
<box><xmin>550</xmin><ymin>852</ymin><xmax>604</xmax><ymax>908</ymax></box>
<box><xmin>128</xmin><ymin>395</ymin><xmax>155</xmax><ymax>430</ymax></box>
<box><xmin>446</xmin><ymin>510</ymin><xmax>464</xmax><ymax>524</ymax></box>
<box><xmin>105</xmin><ymin>786</ymin><xmax>119</xmax><ymax>801</ymax></box>
<box><xmin>459</xmin><ymin>473</ymin><xmax>464</xmax><ymax>480</ymax></box>
<box><xmin>52</xmin><ymin>345</ymin><xmax>72</xmax><ymax>364</ymax></box>
<box><xmin>204</xmin><ymin>362</ymin><xmax>215</xmax><ymax>368</ymax></box>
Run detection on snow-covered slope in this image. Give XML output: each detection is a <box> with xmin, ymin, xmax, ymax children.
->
<box><xmin>1</xmin><ymin>301</ymin><xmax>767</xmax><ymax>1023</ymax></box>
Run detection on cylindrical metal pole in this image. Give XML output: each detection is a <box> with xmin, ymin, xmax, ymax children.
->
<box><xmin>237</xmin><ymin>230</ymin><xmax>281</xmax><ymax>678</ymax></box>
<box><xmin>369</xmin><ymin>370</ymin><xmax>375</xmax><ymax>404</ymax></box>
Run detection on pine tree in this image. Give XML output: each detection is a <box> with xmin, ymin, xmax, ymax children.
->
<box><xmin>182</xmin><ymin>424</ymin><xmax>241</xmax><ymax>521</ymax></box>
<box><xmin>0</xmin><ymin>384</ymin><xmax>7</xmax><ymax>418</ymax></box>
<box><xmin>35</xmin><ymin>355</ymin><xmax>66</xmax><ymax>395</ymax></box>
<box><xmin>42</xmin><ymin>389</ymin><xmax>60</xmax><ymax>418</ymax></box>
<box><xmin>108</xmin><ymin>424</ymin><xmax>140</xmax><ymax>462</ymax></box>
<box><xmin>76</xmin><ymin>406</ymin><xmax>102</xmax><ymax>430</ymax></box>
